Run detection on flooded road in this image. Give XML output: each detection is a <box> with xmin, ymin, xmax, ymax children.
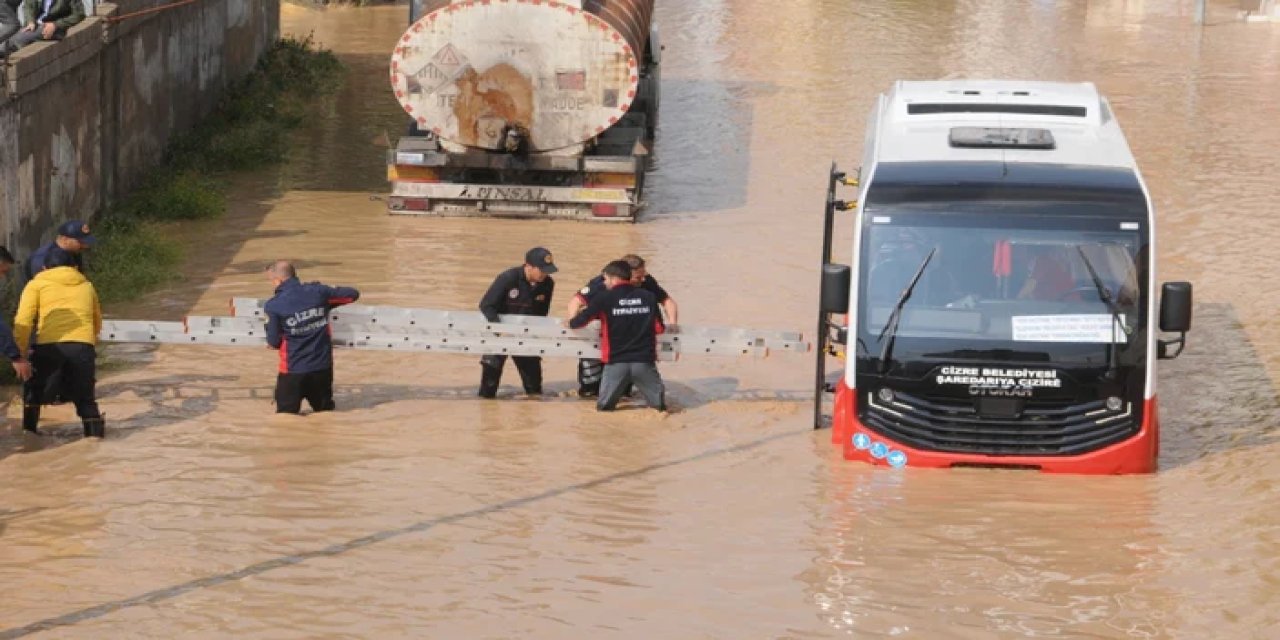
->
<box><xmin>3</xmin><ymin>0</ymin><xmax>1280</xmax><ymax>636</ymax></box>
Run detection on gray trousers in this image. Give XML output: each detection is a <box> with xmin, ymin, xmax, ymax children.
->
<box><xmin>2</xmin><ymin>25</ymin><xmax>63</xmax><ymax>55</ymax></box>
<box><xmin>0</xmin><ymin>3</ymin><xmax>19</xmax><ymax>48</ymax></box>
<box><xmin>598</xmin><ymin>362</ymin><xmax>665</xmax><ymax>411</ymax></box>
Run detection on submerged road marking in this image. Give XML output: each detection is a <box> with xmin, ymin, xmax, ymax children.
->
<box><xmin>0</xmin><ymin>428</ymin><xmax>807</xmax><ymax>637</ymax></box>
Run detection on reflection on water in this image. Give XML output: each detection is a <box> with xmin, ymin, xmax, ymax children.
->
<box><xmin>2</xmin><ymin>0</ymin><xmax>1280</xmax><ymax>637</ymax></box>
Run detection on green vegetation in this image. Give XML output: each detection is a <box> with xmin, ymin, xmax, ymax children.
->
<box><xmin>87</xmin><ymin>217</ymin><xmax>184</xmax><ymax>305</ymax></box>
<box><xmin>88</xmin><ymin>35</ymin><xmax>343</xmax><ymax>305</ymax></box>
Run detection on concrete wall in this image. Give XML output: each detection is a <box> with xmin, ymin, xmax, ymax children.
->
<box><xmin>0</xmin><ymin>0</ymin><xmax>280</xmax><ymax>257</ymax></box>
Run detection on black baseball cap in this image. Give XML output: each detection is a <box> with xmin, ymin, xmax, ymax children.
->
<box><xmin>57</xmin><ymin>220</ymin><xmax>95</xmax><ymax>245</ymax></box>
<box><xmin>525</xmin><ymin>247</ymin><xmax>558</xmax><ymax>273</ymax></box>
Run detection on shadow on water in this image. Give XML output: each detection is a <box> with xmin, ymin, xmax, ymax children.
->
<box><xmin>1158</xmin><ymin>302</ymin><xmax>1280</xmax><ymax>470</ymax></box>
<box><xmin>0</xmin><ymin>373</ymin><xmax>810</xmax><ymax>461</ymax></box>
<box><xmin>642</xmin><ymin>79</ymin><xmax>775</xmax><ymax>217</ymax></box>
<box><xmin>276</xmin><ymin>53</ymin><xmax>409</xmax><ymax>193</ymax></box>
<box><xmin>219</xmin><ymin>257</ymin><xmax>346</xmax><ymax>276</ymax></box>
<box><xmin>0</xmin><ymin>374</ymin><xmax>240</xmax><ymax>461</ymax></box>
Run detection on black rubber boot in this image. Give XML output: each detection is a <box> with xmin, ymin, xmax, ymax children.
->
<box><xmin>577</xmin><ymin>359</ymin><xmax>602</xmax><ymax>398</ymax></box>
<box><xmin>22</xmin><ymin>405</ymin><xmax>40</xmax><ymax>434</ymax></box>
<box><xmin>83</xmin><ymin>417</ymin><xmax>105</xmax><ymax>439</ymax></box>
<box><xmin>479</xmin><ymin>356</ymin><xmax>504</xmax><ymax>398</ymax></box>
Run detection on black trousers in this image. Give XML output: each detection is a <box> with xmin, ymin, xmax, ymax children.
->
<box><xmin>24</xmin><ymin>342</ymin><xmax>100</xmax><ymax>419</ymax></box>
<box><xmin>479</xmin><ymin>355</ymin><xmax>542</xmax><ymax>397</ymax></box>
<box><xmin>276</xmin><ymin>368</ymin><xmax>336</xmax><ymax>414</ymax></box>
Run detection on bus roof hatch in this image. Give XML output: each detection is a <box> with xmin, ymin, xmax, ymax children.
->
<box><xmin>949</xmin><ymin>127</ymin><xmax>1056</xmax><ymax>150</ymax></box>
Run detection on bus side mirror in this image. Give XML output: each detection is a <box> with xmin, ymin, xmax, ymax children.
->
<box><xmin>1159</xmin><ymin>282</ymin><xmax>1192</xmax><ymax>333</ymax></box>
<box><xmin>1158</xmin><ymin>281</ymin><xmax>1192</xmax><ymax>360</ymax></box>
<box><xmin>821</xmin><ymin>264</ymin><xmax>851</xmax><ymax>314</ymax></box>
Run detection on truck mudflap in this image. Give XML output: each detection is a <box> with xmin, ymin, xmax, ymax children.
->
<box><xmin>387</xmin><ymin>181</ymin><xmax>636</xmax><ymax>221</ymax></box>
<box><xmin>832</xmin><ymin>381</ymin><xmax>1160</xmax><ymax>474</ymax></box>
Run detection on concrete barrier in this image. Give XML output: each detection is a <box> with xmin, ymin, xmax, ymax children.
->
<box><xmin>0</xmin><ymin>0</ymin><xmax>279</xmax><ymax>260</ymax></box>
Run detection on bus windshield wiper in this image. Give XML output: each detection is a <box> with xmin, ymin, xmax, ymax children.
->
<box><xmin>877</xmin><ymin>247</ymin><xmax>937</xmax><ymax>374</ymax></box>
<box><xmin>1075</xmin><ymin>245</ymin><xmax>1132</xmax><ymax>378</ymax></box>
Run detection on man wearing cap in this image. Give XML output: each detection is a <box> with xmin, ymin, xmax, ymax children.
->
<box><xmin>477</xmin><ymin>247</ymin><xmax>557</xmax><ymax>398</ymax></box>
<box><xmin>25</xmin><ymin>219</ymin><xmax>93</xmax><ymax>280</ymax></box>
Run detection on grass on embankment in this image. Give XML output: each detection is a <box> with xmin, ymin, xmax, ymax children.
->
<box><xmin>89</xmin><ymin>35</ymin><xmax>344</xmax><ymax>305</ymax></box>
<box><xmin>0</xmin><ymin>37</ymin><xmax>342</xmax><ymax>385</ymax></box>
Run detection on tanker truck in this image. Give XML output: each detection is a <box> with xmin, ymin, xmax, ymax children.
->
<box><xmin>386</xmin><ymin>0</ymin><xmax>660</xmax><ymax>221</ymax></box>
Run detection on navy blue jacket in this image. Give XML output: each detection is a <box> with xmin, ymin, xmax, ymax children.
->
<box><xmin>479</xmin><ymin>266</ymin><xmax>554</xmax><ymax>322</ymax></box>
<box><xmin>0</xmin><ymin>318</ymin><xmax>21</xmax><ymax>361</ymax></box>
<box><xmin>573</xmin><ymin>272</ymin><xmax>670</xmax><ymax>307</ymax></box>
<box><xmin>264</xmin><ymin>278</ymin><xmax>360</xmax><ymax>374</ymax></box>
<box><xmin>574</xmin><ymin>273</ymin><xmax>670</xmax><ymax>306</ymax></box>
<box><xmin>26</xmin><ymin>242</ymin><xmax>83</xmax><ymax>280</ymax></box>
<box><xmin>569</xmin><ymin>283</ymin><xmax>665</xmax><ymax>364</ymax></box>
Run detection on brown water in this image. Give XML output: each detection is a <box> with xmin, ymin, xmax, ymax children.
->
<box><xmin>3</xmin><ymin>0</ymin><xmax>1280</xmax><ymax>637</ymax></box>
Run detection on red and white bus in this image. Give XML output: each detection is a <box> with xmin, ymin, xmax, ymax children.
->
<box><xmin>814</xmin><ymin>81</ymin><xmax>1193</xmax><ymax>474</ymax></box>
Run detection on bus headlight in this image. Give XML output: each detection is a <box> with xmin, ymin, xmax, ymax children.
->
<box><xmin>878</xmin><ymin>388</ymin><xmax>895</xmax><ymax>403</ymax></box>
<box><xmin>1106</xmin><ymin>396</ymin><xmax>1124</xmax><ymax>411</ymax></box>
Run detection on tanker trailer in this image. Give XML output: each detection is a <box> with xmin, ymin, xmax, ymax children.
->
<box><xmin>386</xmin><ymin>0</ymin><xmax>660</xmax><ymax>221</ymax></box>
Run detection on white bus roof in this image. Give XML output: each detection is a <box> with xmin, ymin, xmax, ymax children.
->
<box><xmin>873</xmin><ymin>80</ymin><xmax>1138</xmax><ymax>170</ymax></box>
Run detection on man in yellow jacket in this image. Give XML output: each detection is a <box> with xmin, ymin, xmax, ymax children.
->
<box><xmin>13</xmin><ymin>247</ymin><xmax>104</xmax><ymax>437</ymax></box>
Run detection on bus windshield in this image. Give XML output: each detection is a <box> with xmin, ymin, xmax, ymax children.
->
<box><xmin>857</xmin><ymin>207</ymin><xmax>1148</xmax><ymax>362</ymax></box>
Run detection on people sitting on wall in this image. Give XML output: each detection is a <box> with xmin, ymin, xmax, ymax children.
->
<box><xmin>0</xmin><ymin>0</ymin><xmax>25</xmax><ymax>53</ymax></box>
<box><xmin>0</xmin><ymin>0</ymin><xmax>85</xmax><ymax>57</ymax></box>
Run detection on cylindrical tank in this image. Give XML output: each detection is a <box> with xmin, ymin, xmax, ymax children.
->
<box><xmin>390</xmin><ymin>0</ymin><xmax>655</xmax><ymax>152</ymax></box>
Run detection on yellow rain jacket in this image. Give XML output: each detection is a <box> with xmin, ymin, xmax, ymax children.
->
<box><xmin>13</xmin><ymin>266</ymin><xmax>102</xmax><ymax>347</ymax></box>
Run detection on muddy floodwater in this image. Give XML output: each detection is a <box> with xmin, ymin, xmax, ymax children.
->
<box><xmin>3</xmin><ymin>0</ymin><xmax>1280</xmax><ymax>637</ymax></box>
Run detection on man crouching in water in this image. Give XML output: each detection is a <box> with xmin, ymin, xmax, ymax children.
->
<box><xmin>263</xmin><ymin>260</ymin><xmax>360</xmax><ymax>414</ymax></box>
<box><xmin>568</xmin><ymin>260</ymin><xmax>666</xmax><ymax>412</ymax></box>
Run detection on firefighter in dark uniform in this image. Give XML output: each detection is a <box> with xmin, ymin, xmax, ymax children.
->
<box><xmin>263</xmin><ymin>260</ymin><xmax>360</xmax><ymax>414</ymax></box>
<box><xmin>568</xmin><ymin>260</ymin><xmax>667</xmax><ymax>412</ymax></box>
<box><xmin>566</xmin><ymin>254</ymin><xmax>677</xmax><ymax>397</ymax></box>
<box><xmin>478</xmin><ymin>247</ymin><xmax>557</xmax><ymax>398</ymax></box>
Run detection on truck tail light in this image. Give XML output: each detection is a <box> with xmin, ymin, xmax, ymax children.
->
<box><xmin>401</xmin><ymin>198</ymin><xmax>430</xmax><ymax>211</ymax></box>
<box><xmin>388</xmin><ymin>166</ymin><xmax>442</xmax><ymax>183</ymax></box>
